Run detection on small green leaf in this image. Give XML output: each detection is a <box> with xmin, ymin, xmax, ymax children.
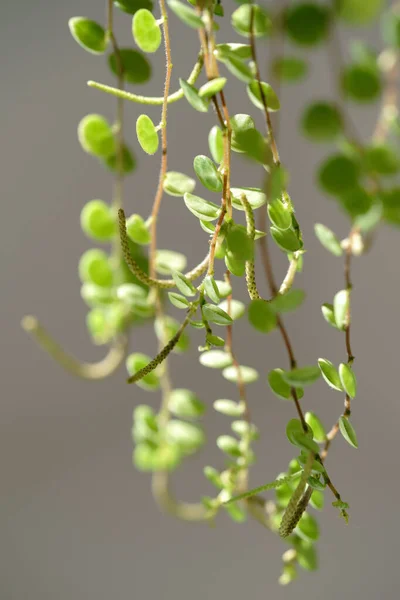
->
<box><xmin>339</xmin><ymin>363</ymin><xmax>357</xmax><ymax>398</ymax></box>
<box><xmin>179</xmin><ymin>78</ymin><xmax>209</xmax><ymax>112</ymax></box>
<box><xmin>302</xmin><ymin>102</ymin><xmax>343</xmax><ymax>141</ymax></box>
<box><xmin>273</xmin><ymin>56</ymin><xmax>308</xmax><ymax>82</ymax></box>
<box><xmin>126</xmin><ymin>352</ymin><xmax>160</xmax><ymax>390</ymax></box>
<box><xmin>268</xmin><ymin>199</ymin><xmax>292</xmax><ymax>230</ymax></box>
<box><xmin>166</xmin><ymin>420</ymin><xmax>205</xmax><ymax>454</ymax></box>
<box><xmin>230</xmin><ymin>114</ymin><xmax>255</xmax><ymax>153</ymax></box>
<box><xmin>114</xmin><ymin>0</ymin><xmax>153</xmax><ymax>15</ymax></box>
<box><xmin>204</xmin><ymin>275</ymin><xmax>221</xmax><ymax>303</ymax></box>
<box><xmin>296</xmin><ymin>512</ymin><xmax>320</xmax><ymax>542</ymax></box>
<box><xmin>321</xmin><ymin>303</ymin><xmax>339</xmax><ymax>329</ymax></box>
<box><xmin>132</xmin><ymin>9</ymin><xmax>161</xmax><ymax>53</ymax></box>
<box><xmin>213</xmin><ymin>399</ymin><xmax>245</xmax><ymax>417</ymax></box>
<box><xmin>199</xmin><ymin>350</ymin><xmax>232</xmax><ymax>369</ymax></box>
<box><xmin>218</xmin><ymin>299</ymin><xmax>245</xmax><ymax>321</ymax></box>
<box><xmin>68</xmin><ymin>17</ymin><xmax>107</xmax><ymax>54</ymax></box>
<box><xmin>314</xmin><ymin>223</ymin><xmax>343</xmax><ymax>256</ymax></box>
<box><xmin>208</xmin><ymin>126</ymin><xmax>224</xmax><ymax>164</ymax></box>
<box><xmin>203</xmin><ymin>466</ymin><xmax>223</xmax><ymax>488</ymax></box>
<box><xmin>268</xmin><ymin>369</ymin><xmax>304</xmax><ymax>401</ymax></box>
<box><xmin>337</xmin><ymin>0</ymin><xmax>385</xmax><ymax>26</ymax></box>
<box><xmin>231</xmin><ymin>187</ymin><xmax>266</xmax><ymax>211</ymax></box>
<box><xmin>318</xmin><ymin>154</ymin><xmax>360</xmax><ymax>195</ymax></box>
<box><xmin>169</xmin><ymin>388</ymin><xmax>205</xmax><ymax>419</ymax></box>
<box><xmin>341</xmin><ymin>63</ymin><xmax>381</xmax><ymax>103</ymax></box>
<box><xmin>286</xmin><ymin>418</ymin><xmax>306</xmax><ymax>445</ymax></box>
<box><xmin>231</xmin><ymin>129</ymin><xmax>272</xmax><ymax>165</ymax></box>
<box><xmin>226</xmin><ymin>225</ymin><xmax>253</xmax><ymax>260</ymax></box>
<box><xmin>206</xmin><ymin>334</ymin><xmax>225</xmax><ymax>347</ymax></box>
<box><xmin>136</xmin><ymin>114</ymin><xmax>159</xmax><ymax>155</ymax></box>
<box><xmin>80</xmin><ymin>200</ymin><xmax>115</xmax><ymax>241</ymax></box>
<box><xmin>225</xmin><ymin>502</ymin><xmax>248</xmax><ymax>523</ymax></box>
<box><xmin>193</xmin><ymin>155</ymin><xmax>223</xmax><ymax>192</ymax></box>
<box><xmin>296</xmin><ymin>540</ymin><xmax>318</xmax><ymax>570</ymax></box>
<box><xmin>103</xmin><ymin>144</ymin><xmax>136</xmax><ymax>173</ymax></box>
<box><xmin>382</xmin><ymin>9</ymin><xmax>400</xmax><ymax>48</ymax></box>
<box><xmin>222</xmin><ymin>365</ymin><xmax>259</xmax><ymax>384</ymax></box>
<box><xmin>217</xmin><ymin>435</ymin><xmax>241</xmax><ymax>457</ymax></box>
<box><xmin>305</xmin><ymin>411</ymin><xmax>327</xmax><ymax>443</ymax></box>
<box><xmin>231</xmin><ymin>420</ymin><xmax>259</xmax><ymax>440</ymax></box>
<box><xmin>247</xmin><ymin>81</ymin><xmax>280</xmax><ymax>112</ymax></box>
<box><xmin>225</xmin><ymin>252</ymin><xmax>246</xmax><ymax>277</ymax></box>
<box><xmin>184</xmin><ymin>193</ymin><xmax>221</xmax><ymax>221</ymax></box>
<box><xmin>270</xmin><ymin>290</ymin><xmax>305</xmax><ymax>313</ymax></box>
<box><xmin>285</xmin><ymin>3</ymin><xmax>330</xmax><ymax>46</ymax></box>
<box><xmin>221</xmin><ymin>54</ymin><xmax>254</xmax><ymax>83</ymax></box>
<box><xmin>231</xmin><ymin>4</ymin><xmax>271</xmax><ymax>38</ymax></box>
<box><xmin>198</xmin><ymin>77</ymin><xmax>227</xmax><ymax>99</ymax></box>
<box><xmin>168</xmin><ymin>292</ymin><xmax>190</xmax><ymax>309</ymax></box>
<box><xmin>117</xmin><ymin>283</ymin><xmax>147</xmax><ymax>304</ymax></box>
<box><xmin>79</xmin><ymin>249</ymin><xmax>113</xmax><ymax>287</ymax></box>
<box><xmin>172</xmin><ymin>271</ymin><xmax>197</xmax><ymax>297</ymax></box>
<box><xmin>126</xmin><ymin>214</ymin><xmax>151</xmax><ymax>245</ymax></box>
<box><xmin>215</xmin><ymin>279</ymin><xmax>232</xmax><ymax>298</ymax></box>
<box><xmin>215</xmin><ymin>43</ymin><xmax>252</xmax><ymax>60</ymax></box>
<box><xmin>248</xmin><ymin>299</ymin><xmax>277</xmax><ymax>333</ymax></box>
<box><xmin>333</xmin><ymin>289</ymin><xmax>349</xmax><ymax>330</ymax></box>
<box><xmin>270</xmin><ymin>226</ymin><xmax>302</xmax><ymax>252</ymax></box>
<box><xmin>78</xmin><ymin>114</ymin><xmax>115</xmax><ymax>158</ymax></box>
<box><xmin>291</xmin><ymin>432</ymin><xmax>320</xmax><ymax>454</ymax></box>
<box><xmin>168</xmin><ymin>0</ymin><xmax>204</xmax><ymax>28</ymax></box>
<box><xmin>163</xmin><ymin>171</ymin><xmax>195</xmax><ymax>196</ymax></box>
<box><xmin>109</xmin><ymin>48</ymin><xmax>151</xmax><ymax>84</ymax></box>
<box><xmin>364</xmin><ymin>144</ymin><xmax>400</xmax><ymax>176</ymax></box>
<box><xmin>155</xmin><ymin>249</ymin><xmax>187</xmax><ymax>275</ymax></box>
<box><xmin>318</xmin><ymin>358</ymin><xmax>343</xmax><ymax>391</ymax></box>
<box><xmin>339</xmin><ymin>416</ymin><xmax>358</xmax><ymax>448</ymax></box>
<box><xmin>202</xmin><ymin>304</ymin><xmax>233</xmax><ymax>326</ymax></box>
<box><xmin>281</xmin><ymin>366</ymin><xmax>321</xmax><ymax>387</ymax></box>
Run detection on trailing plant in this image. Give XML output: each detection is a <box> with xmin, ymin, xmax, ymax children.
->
<box><xmin>22</xmin><ymin>0</ymin><xmax>400</xmax><ymax>585</ymax></box>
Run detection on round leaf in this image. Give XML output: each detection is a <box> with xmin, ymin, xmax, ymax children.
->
<box><xmin>126</xmin><ymin>213</ymin><xmax>151</xmax><ymax>245</ymax></box>
<box><xmin>218</xmin><ymin>299</ymin><xmax>245</xmax><ymax>321</ymax></box>
<box><xmin>247</xmin><ymin>81</ymin><xmax>280</xmax><ymax>112</ymax></box>
<box><xmin>132</xmin><ymin>9</ymin><xmax>161</xmax><ymax>53</ymax></box>
<box><xmin>163</xmin><ymin>171</ymin><xmax>195</xmax><ymax>196</ymax></box>
<box><xmin>169</xmin><ymin>388</ymin><xmax>205</xmax><ymax>419</ymax></box>
<box><xmin>318</xmin><ymin>154</ymin><xmax>360</xmax><ymax>195</ymax></box>
<box><xmin>68</xmin><ymin>17</ymin><xmax>107</xmax><ymax>54</ymax></box>
<box><xmin>302</xmin><ymin>102</ymin><xmax>343</xmax><ymax>141</ymax></box>
<box><xmin>199</xmin><ymin>350</ymin><xmax>232</xmax><ymax>369</ymax></box>
<box><xmin>285</xmin><ymin>3</ymin><xmax>330</xmax><ymax>46</ymax></box>
<box><xmin>248</xmin><ymin>299</ymin><xmax>277</xmax><ymax>333</ymax></box>
<box><xmin>281</xmin><ymin>366</ymin><xmax>321</xmax><ymax>387</ymax></box>
<box><xmin>213</xmin><ymin>399</ymin><xmax>245</xmax><ymax>417</ymax></box>
<box><xmin>184</xmin><ymin>193</ymin><xmax>221</xmax><ymax>221</ymax></box>
<box><xmin>273</xmin><ymin>57</ymin><xmax>308</xmax><ymax>82</ymax></box>
<box><xmin>156</xmin><ymin>249</ymin><xmax>187</xmax><ymax>275</ymax></box>
<box><xmin>109</xmin><ymin>48</ymin><xmax>151</xmax><ymax>84</ymax></box>
<box><xmin>318</xmin><ymin>358</ymin><xmax>343</xmax><ymax>391</ymax></box>
<box><xmin>314</xmin><ymin>223</ymin><xmax>343</xmax><ymax>256</ymax></box>
<box><xmin>136</xmin><ymin>114</ymin><xmax>159</xmax><ymax>155</ymax></box>
<box><xmin>80</xmin><ymin>200</ymin><xmax>115</xmax><ymax>241</ymax></box>
<box><xmin>231</xmin><ymin>4</ymin><xmax>271</xmax><ymax>38</ymax></box>
<box><xmin>198</xmin><ymin>77</ymin><xmax>227</xmax><ymax>99</ymax></box>
<box><xmin>208</xmin><ymin>126</ymin><xmax>224</xmax><ymax>164</ymax></box>
<box><xmin>126</xmin><ymin>352</ymin><xmax>160</xmax><ymax>390</ymax></box>
<box><xmin>78</xmin><ymin>114</ymin><xmax>115</xmax><ymax>158</ymax></box>
<box><xmin>305</xmin><ymin>411</ymin><xmax>327</xmax><ymax>443</ymax></box>
<box><xmin>193</xmin><ymin>155</ymin><xmax>223</xmax><ymax>192</ymax></box>
<box><xmin>222</xmin><ymin>365</ymin><xmax>259</xmax><ymax>384</ymax></box>
<box><xmin>341</xmin><ymin>63</ymin><xmax>381</xmax><ymax>102</ymax></box>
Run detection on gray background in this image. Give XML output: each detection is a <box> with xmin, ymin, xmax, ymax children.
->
<box><xmin>2</xmin><ymin>1</ymin><xmax>399</xmax><ymax>598</ymax></box>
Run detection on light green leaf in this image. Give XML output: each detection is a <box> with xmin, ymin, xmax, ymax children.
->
<box><xmin>163</xmin><ymin>171</ymin><xmax>195</xmax><ymax>196</ymax></box>
<box><xmin>314</xmin><ymin>223</ymin><xmax>343</xmax><ymax>256</ymax></box>
<box><xmin>68</xmin><ymin>17</ymin><xmax>107</xmax><ymax>54</ymax></box>
<box><xmin>318</xmin><ymin>358</ymin><xmax>343</xmax><ymax>391</ymax></box>
<box><xmin>132</xmin><ymin>9</ymin><xmax>161</xmax><ymax>53</ymax></box>
<box><xmin>339</xmin><ymin>363</ymin><xmax>357</xmax><ymax>397</ymax></box>
<box><xmin>204</xmin><ymin>275</ymin><xmax>221</xmax><ymax>304</ymax></box>
<box><xmin>168</xmin><ymin>292</ymin><xmax>190</xmax><ymax>309</ymax></box>
<box><xmin>179</xmin><ymin>78</ymin><xmax>209</xmax><ymax>112</ymax></box>
<box><xmin>202</xmin><ymin>304</ymin><xmax>233</xmax><ymax>326</ymax></box>
<box><xmin>199</xmin><ymin>350</ymin><xmax>232</xmax><ymax>369</ymax></box>
<box><xmin>333</xmin><ymin>289</ymin><xmax>349</xmax><ymax>330</ymax></box>
<box><xmin>222</xmin><ymin>365</ymin><xmax>259</xmax><ymax>384</ymax></box>
<box><xmin>136</xmin><ymin>114</ymin><xmax>159</xmax><ymax>154</ymax></box>
<box><xmin>155</xmin><ymin>249</ymin><xmax>187</xmax><ymax>275</ymax></box>
<box><xmin>305</xmin><ymin>411</ymin><xmax>327</xmax><ymax>443</ymax></box>
<box><xmin>184</xmin><ymin>193</ymin><xmax>221</xmax><ymax>221</ymax></box>
<box><xmin>208</xmin><ymin>126</ymin><xmax>224</xmax><ymax>164</ymax></box>
<box><xmin>339</xmin><ymin>416</ymin><xmax>358</xmax><ymax>448</ymax></box>
<box><xmin>248</xmin><ymin>299</ymin><xmax>277</xmax><ymax>333</ymax></box>
<box><xmin>168</xmin><ymin>0</ymin><xmax>204</xmax><ymax>28</ymax></box>
<box><xmin>247</xmin><ymin>81</ymin><xmax>280</xmax><ymax>112</ymax></box>
<box><xmin>270</xmin><ymin>226</ymin><xmax>302</xmax><ymax>252</ymax></box>
<box><xmin>218</xmin><ymin>299</ymin><xmax>245</xmax><ymax>320</ymax></box>
<box><xmin>213</xmin><ymin>399</ymin><xmax>245</xmax><ymax>417</ymax></box>
<box><xmin>172</xmin><ymin>271</ymin><xmax>197</xmax><ymax>297</ymax></box>
<box><xmin>198</xmin><ymin>77</ymin><xmax>227</xmax><ymax>99</ymax></box>
<box><xmin>231</xmin><ymin>187</ymin><xmax>266</xmax><ymax>210</ymax></box>
<box><xmin>270</xmin><ymin>290</ymin><xmax>305</xmax><ymax>313</ymax></box>
<box><xmin>281</xmin><ymin>366</ymin><xmax>321</xmax><ymax>387</ymax></box>
<box><xmin>193</xmin><ymin>155</ymin><xmax>223</xmax><ymax>192</ymax></box>
<box><xmin>169</xmin><ymin>388</ymin><xmax>205</xmax><ymax>419</ymax></box>
<box><xmin>78</xmin><ymin>114</ymin><xmax>115</xmax><ymax>158</ymax></box>
<box><xmin>109</xmin><ymin>48</ymin><xmax>151</xmax><ymax>84</ymax></box>
<box><xmin>231</xmin><ymin>4</ymin><xmax>271</xmax><ymax>38</ymax></box>
<box><xmin>126</xmin><ymin>214</ymin><xmax>151</xmax><ymax>245</ymax></box>
<box><xmin>80</xmin><ymin>200</ymin><xmax>115</xmax><ymax>241</ymax></box>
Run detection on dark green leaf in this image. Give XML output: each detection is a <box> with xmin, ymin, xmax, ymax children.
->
<box><xmin>193</xmin><ymin>155</ymin><xmax>223</xmax><ymax>192</ymax></box>
<box><xmin>109</xmin><ymin>48</ymin><xmax>151</xmax><ymax>84</ymax></box>
<box><xmin>68</xmin><ymin>17</ymin><xmax>107</xmax><ymax>54</ymax></box>
<box><xmin>248</xmin><ymin>299</ymin><xmax>277</xmax><ymax>333</ymax></box>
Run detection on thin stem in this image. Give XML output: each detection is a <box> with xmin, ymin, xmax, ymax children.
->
<box><xmin>22</xmin><ymin>316</ymin><xmax>127</xmax><ymax>380</ymax></box>
<box><xmin>279</xmin><ymin>253</ymin><xmax>300</xmax><ymax>295</ymax></box>
<box><xmin>87</xmin><ymin>55</ymin><xmax>204</xmax><ymax>105</ymax></box>
<box><xmin>373</xmin><ymin>49</ymin><xmax>399</xmax><ymax>141</ymax></box>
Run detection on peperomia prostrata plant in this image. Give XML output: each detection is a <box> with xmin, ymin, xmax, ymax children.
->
<box><xmin>22</xmin><ymin>0</ymin><xmax>400</xmax><ymax>585</ymax></box>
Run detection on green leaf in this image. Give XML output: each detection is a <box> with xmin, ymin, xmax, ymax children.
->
<box><xmin>215</xmin><ymin>43</ymin><xmax>252</xmax><ymax>60</ymax></box>
<box><xmin>364</xmin><ymin>144</ymin><xmax>400</xmax><ymax>176</ymax></box>
<box><xmin>198</xmin><ymin>77</ymin><xmax>227</xmax><ymax>99</ymax></box>
<box><xmin>109</xmin><ymin>48</ymin><xmax>151</xmax><ymax>84</ymax></box>
<box><xmin>341</xmin><ymin>63</ymin><xmax>381</xmax><ymax>103</ymax></box>
<box><xmin>333</xmin><ymin>289</ymin><xmax>349</xmax><ymax>330</ymax></box>
<box><xmin>208</xmin><ymin>126</ymin><xmax>224</xmax><ymax>164</ymax></box>
<box><xmin>285</xmin><ymin>3</ymin><xmax>330</xmax><ymax>46</ymax></box>
<box><xmin>314</xmin><ymin>223</ymin><xmax>343</xmax><ymax>256</ymax></box>
<box><xmin>248</xmin><ymin>299</ymin><xmax>277</xmax><ymax>333</ymax></box>
<box><xmin>382</xmin><ymin>9</ymin><xmax>400</xmax><ymax>48</ymax></box>
<box><xmin>126</xmin><ymin>213</ymin><xmax>151</xmax><ymax>245</ymax></box>
<box><xmin>179</xmin><ymin>78</ymin><xmax>209</xmax><ymax>112</ymax></box>
<box><xmin>132</xmin><ymin>9</ymin><xmax>161</xmax><ymax>53</ymax></box>
<box><xmin>218</xmin><ymin>299</ymin><xmax>246</xmax><ymax>321</ymax></box>
<box><xmin>336</xmin><ymin>0</ymin><xmax>385</xmax><ymax>25</ymax></box>
<box><xmin>81</xmin><ymin>283</ymin><xmax>114</xmax><ymax>307</ymax></box>
<box><xmin>339</xmin><ymin>363</ymin><xmax>357</xmax><ymax>397</ymax></box>
<box><xmin>281</xmin><ymin>366</ymin><xmax>321</xmax><ymax>387</ymax></box>
<box><xmin>169</xmin><ymin>388</ymin><xmax>205</xmax><ymax>419</ymax></box>
<box><xmin>230</xmin><ymin>114</ymin><xmax>255</xmax><ymax>153</ymax></box>
<box><xmin>221</xmin><ymin>54</ymin><xmax>254</xmax><ymax>83</ymax></box>
<box><xmin>225</xmin><ymin>252</ymin><xmax>246</xmax><ymax>277</ymax></box>
<box><xmin>231</xmin><ymin>187</ymin><xmax>266</xmax><ymax>211</ymax></box>
<box><xmin>318</xmin><ymin>154</ymin><xmax>360</xmax><ymax>195</ymax></box>
<box><xmin>199</xmin><ymin>350</ymin><xmax>232</xmax><ymax>369</ymax></box>
<box><xmin>166</xmin><ymin>420</ymin><xmax>205</xmax><ymax>454</ymax></box>
<box><xmin>268</xmin><ymin>199</ymin><xmax>292</xmax><ymax>230</ymax></box>
<box><xmin>167</xmin><ymin>0</ymin><xmax>204</xmax><ymax>28</ymax></box>
<box><xmin>215</xmin><ymin>279</ymin><xmax>232</xmax><ymax>298</ymax></box>
<box><xmin>136</xmin><ymin>114</ymin><xmax>159</xmax><ymax>155</ymax></box>
<box><xmin>222</xmin><ymin>365</ymin><xmax>259</xmax><ymax>384</ymax></box>
<box><xmin>103</xmin><ymin>144</ymin><xmax>136</xmax><ymax>174</ymax></box>
<box><xmin>184</xmin><ymin>193</ymin><xmax>220</xmax><ymax>221</ymax></box>
<box><xmin>204</xmin><ymin>275</ymin><xmax>221</xmax><ymax>304</ymax></box>
<box><xmin>305</xmin><ymin>411</ymin><xmax>326</xmax><ymax>443</ymax></box>
<box><xmin>231</xmin><ymin>4</ymin><xmax>271</xmax><ymax>38</ymax></box>
<box><xmin>286</xmin><ymin>418</ymin><xmax>306</xmax><ymax>445</ymax></box>
<box><xmin>226</xmin><ymin>225</ymin><xmax>253</xmax><ymax>261</ymax></box>
<box><xmin>126</xmin><ymin>352</ymin><xmax>160</xmax><ymax>390</ymax></box>
<box><xmin>80</xmin><ymin>200</ymin><xmax>115</xmax><ymax>241</ymax></box>
<box><xmin>79</xmin><ymin>249</ymin><xmax>113</xmax><ymax>287</ymax></box>
<box><xmin>291</xmin><ymin>432</ymin><xmax>320</xmax><ymax>454</ymax></box>
<box><xmin>203</xmin><ymin>466</ymin><xmax>223</xmax><ymax>488</ymax></box>
<box><xmin>193</xmin><ymin>155</ymin><xmax>223</xmax><ymax>192</ymax></box>
<box><xmin>247</xmin><ymin>81</ymin><xmax>280</xmax><ymax>112</ymax></box>
<box><xmin>296</xmin><ymin>512</ymin><xmax>320</xmax><ymax>542</ymax></box>
<box><xmin>117</xmin><ymin>283</ymin><xmax>147</xmax><ymax>304</ymax></box>
<box><xmin>339</xmin><ymin>416</ymin><xmax>358</xmax><ymax>448</ymax></box>
<box><xmin>270</xmin><ymin>226</ymin><xmax>302</xmax><ymax>253</ymax></box>
<box><xmin>231</xmin><ymin>420</ymin><xmax>259</xmax><ymax>440</ymax></box>
<box><xmin>273</xmin><ymin>57</ymin><xmax>308</xmax><ymax>82</ymax></box>
<box><xmin>202</xmin><ymin>304</ymin><xmax>233</xmax><ymax>326</ymax></box>
<box><xmin>217</xmin><ymin>435</ymin><xmax>241</xmax><ymax>457</ymax></box>
<box><xmin>318</xmin><ymin>358</ymin><xmax>343</xmax><ymax>391</ymax></box>
<box><xmin>232</xmin><ymin>129</ymin><xmax>272</xmax><ymax>165</ymax></box>
<box><xmin>168</xmin><ymin>292</ymin><xmax>190</xmax><ymax>309</ymax></box>
<box><xmin>225</xmin><ymin>502</ymin><xmax>248</xmax><ymax>523</ymax></box>
<box><xmin>163</xmin><ymin>171</ymin><xmax>195</xmax><ymax>196</ymax></box>
<box><xmin>270</xmin><ymin>290</ymin><xmax>305</xmax><ymax>313</ymax></box>
<box><xmin>302</xmin><ymin>102</ymin><xmax>343</xmax><ymax>141</ymax></box>
<box><xmin>321</xmin><ymin>302</ymin><xmax>339</xmax><ymax>329</ymax></box>
<box><xmin>268</xmin><ymin>368</ymin><xmax>304</xmax><ymax>401</ymax></box>
<box><xmin>172</xmin><ymin>271</ymin><xmax>197</xmax><ymax>297</ymax></box>
<box><xmin>213</xmin><ymin>399</ymin><xmax>245</xmax><ymax>417</ymax></box>
<box><xmin>155</xmin><ymin>249</ymin><xmax>187</xmax><ymax>275</ymax></box>
<box><xmin>68</xmin><ymin>17</ymin><xmax>107</xmax><ymax>54</ymax></box>
<box><xmin>114</xmin><ymin>0</ymin><xmax>153</xmax><ymax>15</ymax></box>
<box><xmin>296</xmin><ymin>540</ymin><xmax>318</xmax><ymax>571</ymax></box>
<box><xmin>78</xmin><ymin>114</ymin><xmax>115</xmax><ymax>158</ymax></box>
<box><xmin>381</xmin><ymin>187</ymin><xmax>400</xmax><ymax>226</ymax></box>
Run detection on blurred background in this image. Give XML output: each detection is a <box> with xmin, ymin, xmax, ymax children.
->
<box><xmin>2</xmin><ymin>1</ymin><xmax>400</xmax><ymax>598</ymax></box>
